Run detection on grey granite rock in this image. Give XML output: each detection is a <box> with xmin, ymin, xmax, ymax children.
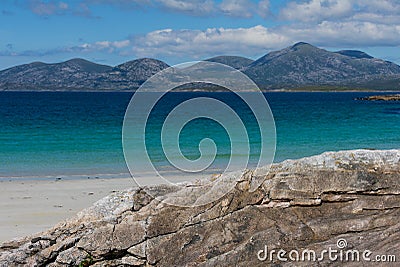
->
<box><xmin>1</xmin><ymin>149</ymin><xmax>399</xmax><ymax>266</ymax></box>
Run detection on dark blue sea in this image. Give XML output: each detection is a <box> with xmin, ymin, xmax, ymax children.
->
<box><xmin>1</xmin><ymin>91</ymin><xmax>399</xmax><ymax>179</ymax></box>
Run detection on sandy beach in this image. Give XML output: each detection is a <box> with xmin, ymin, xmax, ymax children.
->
<box><xmin>0</xmin><ymin>177</ymin><xmax>134</xmax><ymax>242</ymax></box>
<box><xmin>0</xmin><ymin>172</ymin><xmax>214</xmax><ymax>243</ymax></box>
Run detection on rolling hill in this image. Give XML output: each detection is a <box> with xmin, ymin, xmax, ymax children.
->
<box><xmin>1</xmin><ymin>42</ymin><xmax>399</xmax><ymax>91</ymax></box>
<box><xmin>0</xmin><ymin>58</ymin><xmax>169</xmax><ymax>91</ymax></box>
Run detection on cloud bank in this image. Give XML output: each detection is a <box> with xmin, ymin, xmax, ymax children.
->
<box><xmin>26</xmin><ymin>0</ymin><xmax>271</xmax><ymax>18</ymax></box>
<box><xmin>7</xmin><ymin>0</ymin><xmax>400</xmax><ymax>63</ymax></box>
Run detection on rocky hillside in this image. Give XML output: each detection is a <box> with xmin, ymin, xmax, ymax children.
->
<box><xmin>205</xmin><ymin>56</ymin><xmax>254</xmax><ymax>70</ymax></box>
<box><xmin>1</xmin><ymin>149</ymin><xmax>399</xmax><ymax>266</ymax></box>
<box><xmin>244</xmin><ymin>42</ymin><xmax>400</xmax><ymax>89</ymax></box>
<box><xmin>1</xmin><ymin>43</ymin><xmax>400</xmax><ymax>91</ymax></box>
<box><xmin>0</xmin><ymin>58</ymin><xmax>170</xmax><ymax>91</ymax></box>
<box><xmin>113</xmin><ymin>58</ymin><xmax>170</xmax><ymax>86</ymax></box>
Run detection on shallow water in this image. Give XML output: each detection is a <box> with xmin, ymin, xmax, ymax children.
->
<box><xmin>1</xmin><ymin>91</ymin><xmax>399</xmax><ymax>179</ymax></box>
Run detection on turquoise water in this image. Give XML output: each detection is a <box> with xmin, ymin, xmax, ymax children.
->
<box><xmin>1</xmin><ymin>91</ymin><xmax>400</xmax><ymax>179</ymax></box>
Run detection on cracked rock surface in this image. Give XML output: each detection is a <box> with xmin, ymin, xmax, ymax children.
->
<box><xmin>1</xmin><ymin>149</ymin><xmax>399</xmax><ymax>266</ymax></box>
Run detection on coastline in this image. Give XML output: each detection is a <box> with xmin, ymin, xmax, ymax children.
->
<box><xmin>0</xmin><ymin>171</ymin><xmax>214</xmax><ymax>242</ymax></box>
<box><xmin>2</xmin><ymin>90</ymin><xmax>400</xmax><ymax>243</ymax></box>
<box><xmin>1</xmin><ymin>149</ymin><xmax>399</xmax><ymax>266</ymax></box>
<box><xmin>0</xmin><ymin>177</ymin><xmax>133</xmax><ymax>242</ymax></box>
<box><xmin>1</xmin><ymin>89</ymin><xmax>399</xmax><ymax>93</ymax></box>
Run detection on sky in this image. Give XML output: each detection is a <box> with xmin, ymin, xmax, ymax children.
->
<box><xmin>0</xmin><ymin>0</ymin><xmax>399</xmax><ymax>69</ymax></box>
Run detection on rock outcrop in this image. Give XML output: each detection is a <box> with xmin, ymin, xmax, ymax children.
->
<box><xmin>357</xmin><ymin>94</ymin><xmax>400</xmax><ymax>101</ymax></box>
<box><xmin>1</xmin><ymin>149</ymin><xmax>399</xmax><ymax>266</ymax></box>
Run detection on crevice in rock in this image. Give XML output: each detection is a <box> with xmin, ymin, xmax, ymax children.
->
<box><xmin>362</xmin><ymin>206</ymin><xmax>400</xmax><ymax>211</ymax></box>
<box><xmin>40</xmin><ymin>236</ymin><xmax>81</xmax><ymax>266</ymax></box>
<box><xmin>100</xmin><ymin>249</ymin><xmax>129</xmax><ymax>262</ymax></box>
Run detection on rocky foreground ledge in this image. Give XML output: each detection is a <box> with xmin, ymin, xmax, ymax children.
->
<box><xmin>1</xmin><ymin>149</ymin><xmax>400</xmax><ymax>266</ymax></box>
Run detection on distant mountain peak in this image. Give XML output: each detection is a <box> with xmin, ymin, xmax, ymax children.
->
<box><xmin>288</xmin><ymin>42</ymin><xmax>321</xmax><ymax>53</ymax></box>
<box><xmin>244</xmin><ymin>42</ymin><xmax>400</xmax><ymax>90</ymax></box>
<box><xmin>291</xmin><ymin>42</ymin><xmax>313</xmax><ymax>48</ymax></box>
<box><xmin>116</xmin><ymin>58</ymin><xmax>169</xmax><ymax>72</ymax></box>
<box><xmin>249</xmin><ymin>42</ymin><xmax>319</xmax><ymax>66</ymax></box>
<box><xmin>65</xmin><ymin>58</ymin><xmax>91</xmax><ymax>63</ymax></box>
<box><xmin>55</xmin><ymin>58</ymin><xmax>113</xmax><ymax>73</ymax></box>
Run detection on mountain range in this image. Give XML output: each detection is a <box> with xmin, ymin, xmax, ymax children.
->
<box><xmin>0</xmin><ymin>58</ymin><xmax>169</xmax><ymax>91</ymax></box>
<box><xmin>1</xmin><ymin>42</ymin><xmax>399</xmax><ymax>91</ymax></box>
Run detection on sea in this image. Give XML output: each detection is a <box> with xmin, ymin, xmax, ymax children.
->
<box><xmin>1</xmin><ymin>91</ymin><xmax>400</xmax><ymax>180</ymax></box>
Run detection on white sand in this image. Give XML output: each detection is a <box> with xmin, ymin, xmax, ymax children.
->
<box><xmin>0</xmin><ymin>177</ymin><xmax>134</xmax><ymax>243</ymax></box>
<box><xmin>0</xmin><ymin>172</ymin><xmax>214</xmax><ymax>243</ymax></box>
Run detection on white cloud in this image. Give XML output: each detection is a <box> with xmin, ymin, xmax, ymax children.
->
<box><xmin>113</xmin><ymin>40</ymin><xmax>130</xmax><ymax>48</ymax></box>
<box><xmin>131</xmin><ymin>26</ymin><xmax>289</xmax><ymax>58</ymax></box>
<box><xmin>357</xmin><ymin>0</ymin><xmax>400</xmax><ymax>13</ymax></box>
<box><xmin>76</xmin><ymin>39</ymin><xmax>131</xmax><ymax>53</ymax></box>
<box><xmin>155</xmin><ymin>0</ymin><xmax>270</xmax><ymax>18</ymax></box>
<box><xmin>27</xmin><ymin>0</ymin><xmax>269</xmax><ymax>18</ymax></box>
<box><xmin>282</xmin><ymin>21</ymin><xmax>400</xmax><ymax>47</ymax></box>
<box><xmin>56</xmin><ymin>20</ymin><xmax>400</xmax><ymax>60</ymax></box>
<box><xmin>28</xmin><ymin>0</ymin><xmax>70</xmax><ymax>16</ymax></box>
<box><xmin>280</xmin><ymin>0</ymin><xmax>353</xmax><ymax>22</ymax></box>
<box><xmin>280</xmin><ymin>0</ymin><xmax>400</xmax><ymax>24</ymax></box>
<box><xmin>351</xmin><ymin>12</ymin><xmax>400</xmax><ymax>24</ymax></box>
<box><xmin>218</xmin><ymin>0</ymin><xmax>271</xmax><ymax>18</ymax></box>
<box><xmin>11</xmin><ymin>0</ymin><xmax>400</xmax><ymax>63</ymax></box>
<box><xmin>129</xmin><ymin>22</ymin><xmax>400</xmax><ymax>59</ymax></box>
<box><xmin>155</xmin><ymin>0</ymin><xmax>215</xmax><ymax>15</ymax></box>
<box><xmin>23</xmin><ymin>0</ymin><xmax>400</xmax><ymax>23</ymax></box>
<box><xmin>257</xmin><ymin>0</ymin><xmax>270</xmax><ymax>18</ymax></box>
<box><xmin>219</xmin><ymin>0</ymin><xmax>255</xmax><ymax>18</ymax></box>
<box><xmin>4</xmin><ymin>20</ymin><xmax>400</xmax><ymax>63</ymax></box>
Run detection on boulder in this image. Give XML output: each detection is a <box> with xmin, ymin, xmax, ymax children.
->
<box><xmin>1</xmin><ymin>149</ymin><xmax>399</xmax><ymax>266</ymax></box>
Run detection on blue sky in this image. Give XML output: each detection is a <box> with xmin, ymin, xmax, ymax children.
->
<box><xmin>0</xmin><ymin>0</ymin><xmax>399</xmax><ymax>69</ymax></box>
